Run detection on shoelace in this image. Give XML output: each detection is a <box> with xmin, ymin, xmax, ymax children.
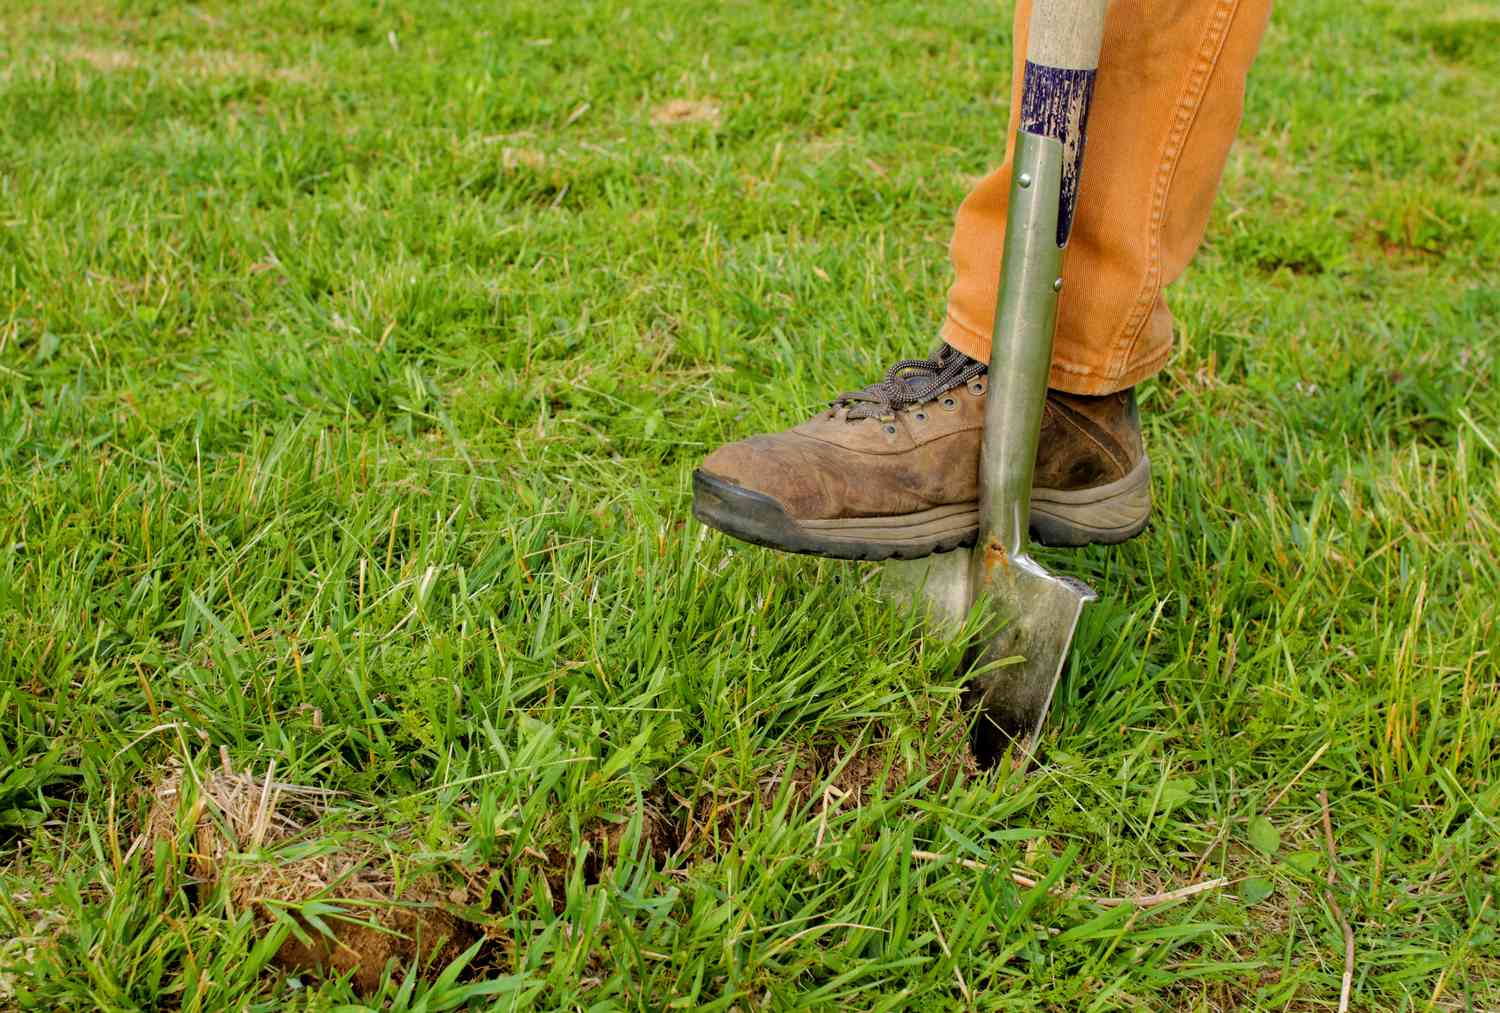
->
<box><xmin>836</xmin><ymin>345</ymin><xmax>987</xmax><ymax>420</ymax></box>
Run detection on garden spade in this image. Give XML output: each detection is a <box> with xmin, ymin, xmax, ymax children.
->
<box><xmin>882</xmin><ymin>0</ymin><xmax>1108</xmax><ymax>760</ymax></box>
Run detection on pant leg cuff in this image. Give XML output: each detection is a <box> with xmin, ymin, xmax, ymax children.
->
<box><xmin>942</xmin><ymin>311</ymin><xmax>1161</xmax><ymax>396</ymax></box>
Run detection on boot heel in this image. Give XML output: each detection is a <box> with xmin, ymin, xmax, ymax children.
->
<box><xmin>1029</xmin><ymin>456</ymin><xmax>1152</xmax><ymax>547</ymax></box>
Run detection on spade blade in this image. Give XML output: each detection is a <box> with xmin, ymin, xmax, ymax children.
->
<box><xmin>968</xmin><ymin>541</ymin><xmax>1096</xmax><ymax>758</ymax></box>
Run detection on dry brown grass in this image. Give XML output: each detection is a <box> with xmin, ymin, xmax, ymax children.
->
<box><xmin>2</xmin><ymin>45</ymin><xmax>318</xmax><ymax>84</ymax></box>
<box><xmin>141</xmin><ymin>756</ymin><xmax>477</xmax><ymax>994</ymax></box>
<box><xmin>650</xmin><ymin>99</ymin><xmax>722</xmax><ymax>127</ymax></box>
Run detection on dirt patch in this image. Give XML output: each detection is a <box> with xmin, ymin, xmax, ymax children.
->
<box><xmin>678</xmin><ymin>722</ymin><xmax>979</xmax><ymax>853</ymax></box>
<box><xmin>530</xmin><ymin>803</ymin><xmax>681</xmax><ymax>910</ymax></box>
<box><xmin>651</xmin><ymin>99</ymin><xmax>721</xmax><ymax>127</ymax></box>
<box><xmin>142</xmin><ymin>757</ymin><xmax>477</xmax><ymax>995</ymax></box>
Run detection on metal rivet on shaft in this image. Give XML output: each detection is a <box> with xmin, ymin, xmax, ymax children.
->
<box><xmin>1053</xmin><ymin>277</ymin><xmax>1064</xmax><ymax>292</ymax></box>
<box><xmin>1018</xmin><ymin>173</ymin><xmax>1032</xmax><ymax>189</ymax></box>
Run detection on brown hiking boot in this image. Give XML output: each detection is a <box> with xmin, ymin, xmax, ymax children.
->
<box><xmin>692</xmin><ymin>345</ymin><xmax>1151</xmax><ymax>560</ymax></box>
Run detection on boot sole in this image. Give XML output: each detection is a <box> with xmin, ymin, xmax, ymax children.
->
<box><xmin>692</xmin><ymin>456</ymin><xmax>1150</xmax><ymax>561</ymax></box>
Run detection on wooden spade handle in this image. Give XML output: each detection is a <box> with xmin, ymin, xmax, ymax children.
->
<box><xmin>1018</xmin><ymin>0</ymin><xmax>1108</xmax><ymax>247</ymax></box>
<box><xmin>1026</xmin><ymin>0</ymin><xmax>1108</xmax><ymax>71</ymax></box>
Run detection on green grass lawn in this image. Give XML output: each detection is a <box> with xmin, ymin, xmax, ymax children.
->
<box><xmin>2</xmin><ymin>0</ymin><xmax>1498</xmax><ymax>1008</ymax></box>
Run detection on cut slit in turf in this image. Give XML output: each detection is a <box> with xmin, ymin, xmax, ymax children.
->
<box><xmin>138</xmin><ymin>724</ymin><xmax>985</xmax><ymax>993</ymax></box>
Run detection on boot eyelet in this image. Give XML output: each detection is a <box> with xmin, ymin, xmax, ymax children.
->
<box><xmin>940</xmin><ymin>396</ymin><xmax>958</xmax><ymax>411</ymax></box>
<box><xmin>883</xmin><ymin>424</ymin><xmax>897</xmax><ymax>435</ymax></box>
<box><xmin>969</xmin><ymin>381</ymin><xmax>985</xmax><ymax>396</ymax></box>
<box><xmin>913</xmin><ymin>410</ymin><xmax>927</xmax><ymax>422</ymax></box>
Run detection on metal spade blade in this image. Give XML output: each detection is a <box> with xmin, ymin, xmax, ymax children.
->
<box><xmin>968</xmin><ymin>546</ymin><xmax>1096</xmax><ymax>756</ymax></box>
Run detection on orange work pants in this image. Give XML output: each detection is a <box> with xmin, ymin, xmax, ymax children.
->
<box><xmin>942</xmin><ymin>0</ymin><xmax>1274</xmax><ymax>395</ymax></box>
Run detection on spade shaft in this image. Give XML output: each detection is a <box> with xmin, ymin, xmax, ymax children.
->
<box><xmin>976</xmin><ymin>133</ymin><xmax>1065</xmax><ymax>563</ymax></box>
<box><xmin>967</xmin><ymin>130</ymin><xmax>1096</xmax><ymax>755</ymax></box>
